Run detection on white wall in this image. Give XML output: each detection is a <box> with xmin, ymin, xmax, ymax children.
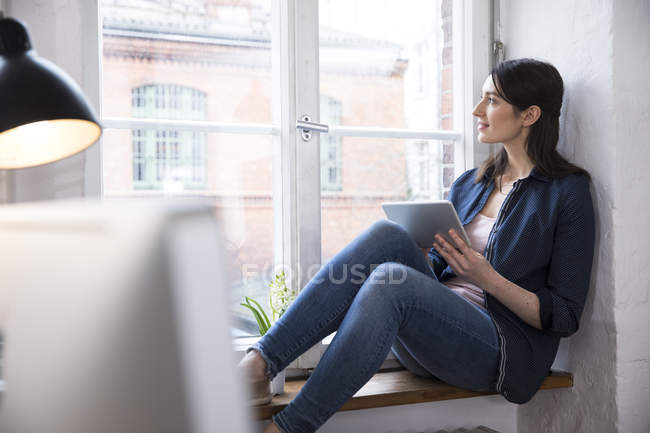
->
<box><xmin>612</xmin><ymin>1</ymin><xmax>650</xmax><ymax>432</ymax></box>
<box><xmin>503</xmin><ymin>0</ymin><xmax>650</xmax><ymax>432</ymax></box>
<box><xmin>257</xmin><ymin>395</ymin><xmax>517</xmax><ymax>433</ymax></box>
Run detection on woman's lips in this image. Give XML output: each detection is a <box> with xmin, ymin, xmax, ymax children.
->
<box><xmin>478</xmin><ymin>123</ymin><xmax>489</xmax><ymax>130</ymax></box>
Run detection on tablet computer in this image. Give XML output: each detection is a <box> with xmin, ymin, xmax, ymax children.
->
<box><xmin>381</xmin><ymin>200</ymin><xmax>471</xmax><ymax>249</ymax></box>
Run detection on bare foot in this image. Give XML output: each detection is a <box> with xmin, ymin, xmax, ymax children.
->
<box><xmin>261</xmin><ymin>421</ymin><xmax>283</xmax><ymax>433</ymax></box>
<box><xmin>237</xmin><ymin>349</ymin><xmax>269</xmax><ymax>382</ymax></box>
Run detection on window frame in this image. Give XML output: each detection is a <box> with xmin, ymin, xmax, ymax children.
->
<box><xmin>89</xmin><ymin>0</ymin><xmax>495</xmax><ymax>375</ymax></box>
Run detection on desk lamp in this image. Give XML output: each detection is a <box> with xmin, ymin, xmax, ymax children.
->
<box><xmin>0</xmin><ymin>14</ymin><xmax>101</xmax><ymax>169</ymax></box>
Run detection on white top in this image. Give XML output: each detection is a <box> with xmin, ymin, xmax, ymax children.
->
<box><xmin>442</xmin><ymin>212</ymin><xmax>496</xmax><ymax>311</ymax></box>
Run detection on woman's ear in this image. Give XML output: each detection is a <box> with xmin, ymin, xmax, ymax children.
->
<box><xmin>522</xmin><ymin>105</ymin><xmax>541</xmax><ymax>127</ymax></box>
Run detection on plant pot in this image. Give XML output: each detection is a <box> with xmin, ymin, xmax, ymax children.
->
<box><xmin>271</xmin><ymin>369</ymin><xmax>286</xmax><ymax>395</ymax></box>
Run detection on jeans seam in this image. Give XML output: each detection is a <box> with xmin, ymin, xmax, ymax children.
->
<box><xmin>402</xmin><ymin>301</ymin><xmax>499</xmax><ymax>352</ymax></box>
<box><xmin>331</xmin><ymin>318</ymin><xmax>397</xmax><ymax>411</ymax></box>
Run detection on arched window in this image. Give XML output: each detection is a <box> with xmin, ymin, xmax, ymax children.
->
<box><xmin>131</xmin><ymin>84</ymin><xmax>207</xmax><ymax>190</ymax></box>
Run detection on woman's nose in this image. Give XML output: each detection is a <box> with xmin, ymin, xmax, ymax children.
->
<box><xmin>472</xmin><ymin>101</ymin><xmax>484</xmax><ymax>117</ymax></box>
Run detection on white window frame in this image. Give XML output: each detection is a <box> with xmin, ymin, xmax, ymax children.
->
<box><xmin>271</xmin><ymin>0</ymin><xmax>494</xmax><ymax>373</ymax></box>
<box><xmin>87</xmin><ymin>0</ymin><xmax>494</xmax><ymax>375</ymax></box>
<box><xmin>83</xmin><ymin>0</ymin><xmax>103</xmax><ymax>198</ymax></box>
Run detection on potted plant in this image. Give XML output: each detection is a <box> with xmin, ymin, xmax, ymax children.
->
<box><xmin>240</xmin><ymin>270</ymin><xmax>296</xmax><ymax>395</ymax></box>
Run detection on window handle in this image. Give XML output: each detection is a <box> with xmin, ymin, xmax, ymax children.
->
<box><xmin>296</xmin><ymin>115</ymin><xmax>329</xmax><ymax>142</ymax></box>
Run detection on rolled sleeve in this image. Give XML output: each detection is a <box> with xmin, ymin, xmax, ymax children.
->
<box><xmin>536</xmin><ymin>175</ymin><xmax>595</xmax><ymax>337</ymax></box>
<box><xmin>535</xmin><ymin>287</ymin><xmax>554</xmax><ymax>331</ymax></box>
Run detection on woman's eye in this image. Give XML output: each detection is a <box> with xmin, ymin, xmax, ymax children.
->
<box><xmin>488</xmin><ymin>97</ymin><xmax>495</xmax><ymax>103</ymax></box>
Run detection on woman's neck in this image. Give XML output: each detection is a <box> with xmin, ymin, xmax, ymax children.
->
<box><xmin>501</xmin><ymin>141</ymin><xmax>535</xmax><ymax>181</ymax></box>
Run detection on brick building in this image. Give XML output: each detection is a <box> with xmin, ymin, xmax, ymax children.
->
<box><xmin>100</xmin><ymin>0</ymin><xmax>454</xmax><ymax>330</ymax></box>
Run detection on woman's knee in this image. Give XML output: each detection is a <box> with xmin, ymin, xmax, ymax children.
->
<box><xmin>352</xmin><ymin>263</ymin><xmax>413</xmax><ymax>321</ymax></box>
<box><xmin>367</xmin><ymin>219</ymin><xmax>411</xmax><ymax>243</ymax></box>
<box><xmin>358</xmin><ymin>262</ymin><xmax>411</xmax><ymax>303</ymax></box>
<box><xmin>368</xmin><ymin>262</ymin><xmax>410</xmax><ymax>285</ymax></box>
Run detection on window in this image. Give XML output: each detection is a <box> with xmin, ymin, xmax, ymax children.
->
<box><xmin>99</xmin><ymin>0</ymin><xmax>492</xmax><ymax>371</ymax></box>
<box><xmin>318</xmin><ymin>0</ymin><xmax>462</xmax><ymax>267</ymax></box>
<box><xmin>409</xmin><ymin>140</ymin><xmax>434</xmax><ymax>198</ymax></box>
<box><xmin>101</xmin><ymin>0</ymin><xmax>276</xmax><ymax>340</ymax></box>
<box><xmin>130</xmin><ymin>84</ymin><xmax>207</xmax><ymax>190</ymax></box>
<box><xmin>320</xmin><ymin>95</ymin><xmax>342</xmax><ymax>191</ymax></box>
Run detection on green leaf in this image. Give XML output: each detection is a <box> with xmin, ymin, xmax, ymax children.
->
<box><xmin>240</xmin><ymin>302</ymin><xmax>269</xmax><ymax>336</ymax></box>
<box><xmin>269</xmin><ymin>295</ymin><xmax>279</xmax><ymax>315</ymax></box>
<box><xmin>246</xmin><ymin>296</ymin><xmax>271</xmax><ymax>329</ymax></box>
<box><xmin>246</xmin><ymin>296</ymin><xmax>271</xmax><ymax>332</ymax></box>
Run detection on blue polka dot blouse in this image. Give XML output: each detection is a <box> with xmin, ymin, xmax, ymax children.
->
<box><xmin>428</xmin><ymin>165</ymin><xmax>596</xmax><ymax>404</ymax></box>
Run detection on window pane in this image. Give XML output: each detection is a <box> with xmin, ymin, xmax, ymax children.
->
<box><xmin>103</xmin><ymin>129</ymin><xmax>274</xmax><ymax>337</ymax></box>
<box><xmin>319</xmin><ymin>0</ymin><xmax>459</xmax><ymax>264</ymax></box>
<box><xmin>101</xmin><ymin>1</ymin><xmax>277</xmax><ymax>339</ymax></box>
<box><xmin>102</xmin><ymin>0</ymin><xmax>273</xmax><ymax>124</ymax></box>
<box><xmin>320</xmin><ymin>96</ymin><xmax>343</xmax><ymax>191</ymax></box>
<box><xmin>321</xmin><ymin>137</ymin><xmax>449</xmax><ymax>263</ymax></box>
<box><xmin>319</xmin><ymin>0</ymin><xmax>452</xmax><ymax>130</ymax></box>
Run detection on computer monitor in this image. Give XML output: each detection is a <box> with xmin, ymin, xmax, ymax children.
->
<box><xmin>0</xmin><ymin>199</ymin><xmax>252</xmax><ymax>433</ymax></box>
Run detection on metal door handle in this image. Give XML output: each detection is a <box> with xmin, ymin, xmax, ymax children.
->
<box><xmin>296</xmin><ymin>115</ymin><xmax>329</xmax><ymax>141</ymax></box>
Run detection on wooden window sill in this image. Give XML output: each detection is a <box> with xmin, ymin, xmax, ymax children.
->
<box><xmin>253</xmin><ymin>368</ymin><xmax>573</xmax><ymax>420</ymax></box>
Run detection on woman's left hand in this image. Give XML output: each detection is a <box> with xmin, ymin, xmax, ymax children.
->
<box><xmin>433</xmin><ymin>229</ymin><xmax>497</xmax><ymax>291</ymax></box>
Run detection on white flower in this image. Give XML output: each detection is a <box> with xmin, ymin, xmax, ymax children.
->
<box><xmin>269</xmin><ymin>271</ymin><xmax>296</xmax><ymax>321</ymax></box>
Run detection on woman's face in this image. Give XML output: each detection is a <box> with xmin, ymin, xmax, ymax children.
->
<box><xmin>472</xmin><ymin>76</ymin><xmax>525</xmax><ymax>144</ymax></box>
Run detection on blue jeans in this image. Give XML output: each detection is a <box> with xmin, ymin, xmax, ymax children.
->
<box><xmin>248</xmin><ymin>220</ymin><xmax>500</xmax><ymax>433</ymax></box>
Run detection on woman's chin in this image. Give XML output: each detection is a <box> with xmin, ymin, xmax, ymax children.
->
<box><xmin>477</xmin><ymin>134</ymin><xmax>497</xmax><ymax>144</ymax></box>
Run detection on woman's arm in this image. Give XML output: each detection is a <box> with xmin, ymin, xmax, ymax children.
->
<box><xmin>481</xmin><ymin>272</ymin><xmax>542</xmax><ymax>330</ymax></box>
<box><xmin>528</xmin><ymin>176</ymin><xmax>596</xmax><ymax>337</ymax></box>
<box><xmin>433</xmin><ymin>230</ymin><xmax>543</xmax><ymax>330</ymax></box>
<box><xmin>433</xmin><ymin>176</ymin><xmax>595</xmax><ymax>335</ymax></box>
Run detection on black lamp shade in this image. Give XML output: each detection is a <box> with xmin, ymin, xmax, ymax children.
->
<box><xmin>0</xmin><ymin>17</ymin><xmax>101</xmax><ymax>169</ymax></box>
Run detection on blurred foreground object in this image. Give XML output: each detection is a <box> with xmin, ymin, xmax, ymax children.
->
<box><xmin>0</xmin><ymin>199</ymin><xmax>251</xmax><ymax>433</ymax></box>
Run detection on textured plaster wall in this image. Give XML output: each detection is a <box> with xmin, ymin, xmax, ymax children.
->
<box><xmin>612</xmin><ymin>1</ymin><xmax>650</xmax><ymax>432</ymax></box>
<box><xmin>504</xmin><ymin>0</ymin><xmax>650</xmax><ymax>432</ymax></box>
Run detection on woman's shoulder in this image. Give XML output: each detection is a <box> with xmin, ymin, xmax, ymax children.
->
<box><xmin>548</xmin><ymin>172</ymin><xmax>591</xmax><ymax>193</ymax></box>
<box><xmin>447</xmin><ymin>168</ymin><xmax>484</xmax><ymax>205</ymax></box>
<box><xmin>546</xmin><ymin>173</ymin><xmax>593</xmax><ymax>217</ymax></box>
<box><xmin>452</xmin><ymin>167</ymin><xmax>481</xmax><ymax>187</ymax></box>
<box><xmin>447</xmin><ymin>168</ymin><xmax>481</xmax><ymax>197</ymax></box>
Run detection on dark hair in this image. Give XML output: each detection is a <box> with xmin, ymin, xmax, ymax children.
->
<box><xmin>475</xmin><ymin>58</ymin><xmax>591</xmax><ymax>185</ymax></box>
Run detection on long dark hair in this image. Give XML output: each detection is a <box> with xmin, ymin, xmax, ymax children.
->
<box><xmin>475</xmin><ymin>58</ymin><xmax>591</xmax><ymax>185</ymax></box>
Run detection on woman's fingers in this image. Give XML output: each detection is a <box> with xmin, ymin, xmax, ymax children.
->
<box><xmin>434</xmin><ymin>235</ymin><xmax>461</xmax><ymax>260</ymax></box>
<box><xmin>434</xmin><ymin>240</ymin><xmax>462</xmax><ymax>271</ymax></box>
<box><xmin>434</xmin><ymin>233</ymin><xmax>461</xmax><ymax>255</ymax></box>
<box><xmin>448</xmin><ymin>229</ymin><xmax>470</xmax><ymax>253</ymax></box>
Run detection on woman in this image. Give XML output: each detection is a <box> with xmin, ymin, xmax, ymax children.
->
<box><xmin>239</xmin><ymin>58</ymin><xmax>596</xmax><ymax>433</ymax></box>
